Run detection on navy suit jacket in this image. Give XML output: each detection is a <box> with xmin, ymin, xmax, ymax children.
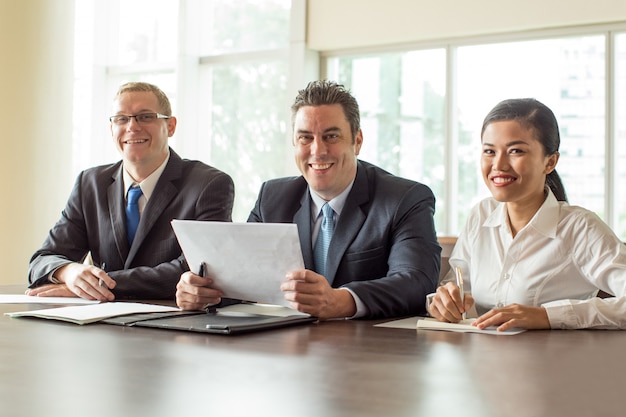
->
<box><xmin>28</xmin><ymin>149</ymin><xmax>234</xmax><ymax>299</ymax></box>
<box><xmin>248</xmin><ymin>160</ymin><xmax>441</xmax><ymax>318</ymax></box>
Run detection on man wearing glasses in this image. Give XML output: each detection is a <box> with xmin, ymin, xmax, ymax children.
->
<box><xmin>27</xmin><ymin>82</ymin><xmax>234</xmax><ymax>301</ymax></box>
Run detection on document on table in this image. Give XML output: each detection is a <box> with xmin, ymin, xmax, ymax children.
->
<box><xmin>5</xmin><ymin>302</ymin><xmax>180</xmax><ymax>325</ymax></box>
<box><xmin>172</xmin><ymin>220</ymin><xmax>304</xmax><ymax>307</ymax></box>
<box><xmin>376</xmin><ymin>317</ymin><xmax>526</xmax><ymax>335</ymax></box>
<box><xmin>0</xmin><ymin>294</ymin><xmax>100</xmax><ymax>305</ymax></box>
<box><xmin>217</xmin><ymin>303</ymin><xmax>311</xmax><ymax>318</ymax></box>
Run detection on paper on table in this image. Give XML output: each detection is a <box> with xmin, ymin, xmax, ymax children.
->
<box><xmin>374</xmin><ymin>316</ymin><xmax>420</xmax><ymax>329</ymax></box>
<box><xmin>5</xmin><ymin>302</ymin><xmax>180</xmax><ymax>325</ymax></box>
<box><xmin>218</xmin><ymin>303</ymin><xmax>311</xmax><ymax>318</ymax></box>
<box><xmin>0</xmin><ymin>294</ymin><xmax>100</xmax><ymax>305</ymax></box>
<box><xmin>416</xmin><ymin>317</ymin><xmax>526</xmax><ymax>335</ymax></box>
<box><xmin>172</xmin><ymin>220</ymin><xmax>304</xmax><ymax>307</ymax></box>
<box><xmin>375</xmin><ymin>317</ymin><xmax>526</xmax><ymax>335</ymax></box>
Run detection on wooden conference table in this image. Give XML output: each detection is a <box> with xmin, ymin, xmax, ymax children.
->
<box><xmin>1</xmin><ymin>285</ymin><xmax>623</xmax><ymax>417</ymax></box>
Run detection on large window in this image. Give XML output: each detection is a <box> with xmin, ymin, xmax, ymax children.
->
<box><xmin>616</xmin><ymin>33</ymin><xmax>626</xmax><ymax>238</ymax></box>
<box><xmin>326</xmin><ymin>50</ymin><xmax>447</xmax><ymax>229</ymax></box>
<box><xmin>74</xmin><ymin>4</ymin><xmax>626</xmax><ymax>239</ymax></box>
<box><xmin>324</xmin><ymin>28</ymin><xmax>626</xmax><ymax>239</ymax></box>
<box><xmin>73</xmin><ymin>0</ymin><xmax>293</xmax><ymax>222</ymax></box>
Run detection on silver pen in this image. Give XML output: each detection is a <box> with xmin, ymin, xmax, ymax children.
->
<box><xmin>455</xmin><ymin>266</ymin><xmax>466</xmax><ymax>320</ymax></box>
<box><xmin>99</xmin><ymin>262</ymin><xmax>108</xmax><ymax>289</ymax></box>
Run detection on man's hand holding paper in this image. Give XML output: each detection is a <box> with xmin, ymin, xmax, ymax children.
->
<box><xmin>172</xmin><ymin>221</ymin><xmax>304</xmax><ymax>311</ymax></box>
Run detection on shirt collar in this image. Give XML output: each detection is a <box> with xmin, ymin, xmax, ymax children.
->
<box><xmin>483</xmin><ymin>188</ymin><xmax>562</xmax><ymax>239</ymax></box>
<box><xmin>122</xmin><ymin>150</ymin><xmax>170</xmax><ymax>200</ymax></box>
<box><xmin>309</xmin><ymin>179</ymin><xmax>355</xmax><ymax>222</ymax></box>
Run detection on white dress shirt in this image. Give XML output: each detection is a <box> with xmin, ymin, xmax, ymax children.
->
<box><xmin>444</xmin><ymin>189</ymin><xmax>626</xmax><ymax>329</ymax></box>
<box><xmin>122</xmin><ymin>151</ymin><xmax>170</xmax><ymax>212</ymax></box>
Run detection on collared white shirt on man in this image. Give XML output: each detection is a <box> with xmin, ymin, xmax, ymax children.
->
<box><xmin>122</xmin><ymin>150</ymin><xmax>170</xmax><ymax>213</ymax></box>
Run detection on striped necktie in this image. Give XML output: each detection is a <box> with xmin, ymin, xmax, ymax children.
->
<box><xmin>313</xmin><ymin>203</ymin><xmax>335</xmax><ymax>277</ymax></box>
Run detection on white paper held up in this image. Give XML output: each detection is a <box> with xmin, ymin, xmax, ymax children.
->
<box><xmin>172</xmin><ymin>220</ymin><xmax>304</xmax><ymax>307</ymax></box>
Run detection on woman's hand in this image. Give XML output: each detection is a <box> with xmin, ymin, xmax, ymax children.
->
<box><xmin>429</xmin><ymin>281</ymin><xmax>474</xmax><ymax>322</ymax></box>
<box><xmin>474</xmin><ymin>304</ymin><xmax>550</xmax><ymax>331</ymax></box>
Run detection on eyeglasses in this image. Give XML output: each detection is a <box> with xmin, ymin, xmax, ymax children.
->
<box><xmin>109</xmin><ymin>113</ymin><xmax>170</xmax><ymax>125</ymax></box>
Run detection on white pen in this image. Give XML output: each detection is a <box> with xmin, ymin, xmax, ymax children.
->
<box><xmin>455</xmin><ymin>266</ymin><xmax>466</xmax><ymax>320</ymax></box>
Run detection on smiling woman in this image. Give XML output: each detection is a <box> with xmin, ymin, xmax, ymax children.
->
<box><xmin>430</xmin><ymin>98</ymin><xmax>626</xmax><ymax>331</ymax></box>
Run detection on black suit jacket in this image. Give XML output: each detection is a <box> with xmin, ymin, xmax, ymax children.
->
<box><xmin>28</xmin><ymin>149</ymin><xmax>234</xmax><ymax>299</ymax></box>
<box><xmin>248</xmin><ymin>160</ymin><xmax>440</xmax><ymax>318</ymax></box>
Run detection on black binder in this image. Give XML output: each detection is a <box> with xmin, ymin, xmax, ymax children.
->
<box><xmin>135</xmin><ymin>312</ymin><xmax>316</xmax><ymax>334</ymax></box>
<box><xmin>102</xmin><ymin>309</ymin><xmax>317</xmax><ymax>335</ymax></box>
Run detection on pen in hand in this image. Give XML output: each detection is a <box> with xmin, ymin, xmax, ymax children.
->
<box><xmin>199</xmin><ymin>262</ymin><xmax>217</xmax><ymax>314</ymax></box>
<box><xmin>99</xmin><ymin>262</ymin><xmax>108</xmax><ymax>289</ymax></box>
<box><xmin>455</xmin><ymin>266</ymin><xmax>466</xmax><ymax>320</ymax></box>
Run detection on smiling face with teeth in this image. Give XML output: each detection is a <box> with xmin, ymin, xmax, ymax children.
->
<box><xmin>110</xmin><ymin>91</ymin><xmax>176</xmax><ymax>181</ymax></box>
<box><xmin>481</xmin><ymin>120</ymin><xmax>558</xmax><ymax>210</ymax></box>
<box><xmin>293</xmin><ymin>104</ymin><xmax>363</xmax><ymax>201</ymax></box>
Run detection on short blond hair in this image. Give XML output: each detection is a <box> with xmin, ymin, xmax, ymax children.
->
<box><xmin>114</xmin><ymin>82</ymin><xmax>172</xmax><ymax>116</ymax></box>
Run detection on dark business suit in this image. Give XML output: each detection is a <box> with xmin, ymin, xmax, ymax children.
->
<box><xmin>248</xmin><ymin>160</ymin><xmax>440</xmax><ymax>318</ymax></box>
<box><xmin>28</xmin><ymin>149</ymin><xmax>234</xmax><ymax>299</ymax></box>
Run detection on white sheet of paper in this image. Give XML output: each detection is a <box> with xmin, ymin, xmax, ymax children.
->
<box><xmin>172</xmin><ymin>220</ymin><xmax>304</xmax><ymax>307</ymax></box>
<box><xmin>416</xmin><ymin>317</ymin><xmax>526</xmax><ymax>335</ymax></box>
<box><xmin>376</xmin><ymin>317</ymin><xmax>526</xmax><ymax>335</ymax></box>
<box><xmin>217</xmin><ymin>303</ymin><xmax>310</xmax><ymax>318</ymax></box>
<box><xmin>0</xmin><ymin>294</ymin><xmax>100</xmax><ymax>305</ymax></box>
<box><xmin>5</xmin><ymin>302</ymin><xmax>180</xmax><ymax>325</ymax></box>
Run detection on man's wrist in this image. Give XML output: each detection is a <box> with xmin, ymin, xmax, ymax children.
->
<box><xmin>49</xmin><ymin>264</ymin><xmax>71</xmax><ymax>284</ymax></box>
<box><xmin>49</xmin><ymin>275</ymin><xmax>62</xmax><ymax>284</ymax></box>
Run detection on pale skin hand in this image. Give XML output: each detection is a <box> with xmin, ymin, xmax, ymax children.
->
<box><xmin>473</xmin><ymin>304</ymin><xmax>550</xmax><ymax>331</ymax></box>
<box><xmin>176</xmin><ymin>271</ymin><xmax>224</xmax><ymax>311</ymax></box>
<box><xmin>281</xmin><ymin>269</ymin><xmax>356</xmax><ymax>320</ymax></box>
<box><xmin>25</xmin><ymin>263</ymin><xmax>115</xmax><ymax>301</ymax></box>
<box><xmin>429</xmin><ymin>281</ymin><xmax>474</xmax><ymax>323</ymax></box>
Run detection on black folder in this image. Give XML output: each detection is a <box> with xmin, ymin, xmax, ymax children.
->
<box><xmin>102</xmin><ymin>309</ymin><xmax>316</xmax><ymax>335</ymax></box>
<box><xmin>132</xmin><ymin>311</ymin><xmax>317</xmax><ymax>334</ymax></box>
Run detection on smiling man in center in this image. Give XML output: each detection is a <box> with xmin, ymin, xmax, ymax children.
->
<box><xmin>176</xmin><ymin>80</ymin><xmax>440</xmax><ymax>320</ymax></box>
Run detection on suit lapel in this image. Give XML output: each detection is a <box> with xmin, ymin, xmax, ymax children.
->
<box><xmin>325</xmin><ymin>163</ymin><xmax>369</xmax><ymax>285</ymax></box>
<box><xmin>294</xmin><ymin>190</ymin><xmax>314</xmax><ymax>270</ymax></box>
<box><xmin>108</xmin><ymin>166</ymin><xmax>130</xmax><ymax>260</ymax></box>
<box><xmin>126</xmin><ymin>150</ymin><xmax>182</xmax><ymax>266</ymax></box>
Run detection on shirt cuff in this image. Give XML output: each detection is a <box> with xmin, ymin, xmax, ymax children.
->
<box><xmin>425</xmin><ymin>293</ymin><xmax>436</xmax><ymax>316</ymax></box>
<box><xmin>48</xmin><ymin>266</ymin><xmax>65</xmax><ymax>284</ymax></box>
<box><xmin>339</xmin><ymin>287</ymin><xmax>367</xmax><ymax>319</ymax></box>
<box><xmin>542</xmin><ymin>300</ymin><xmax>578</xmax><ymax>329</ymax></box>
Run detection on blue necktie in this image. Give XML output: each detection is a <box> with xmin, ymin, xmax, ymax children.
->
<box><xmin>313</xmin><ymin>203</ymin><xmax>335</xmax><ymax>277</ymax></box>
<box><xmin>126</xmin><ymin>186</ymin><xmax>143</xmax><ymax>244</ymax></box>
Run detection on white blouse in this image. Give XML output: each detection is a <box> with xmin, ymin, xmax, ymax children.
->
<box><xmin>445</xmin><ymin>189</ymin><xmax>626</xmax><ymax>329</ymax></box>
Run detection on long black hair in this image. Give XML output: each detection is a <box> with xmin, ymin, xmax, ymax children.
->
<box><xmin>481</xmin><ymin>98</ymin><xmax>568</xmax><ymax>202</ymax></box>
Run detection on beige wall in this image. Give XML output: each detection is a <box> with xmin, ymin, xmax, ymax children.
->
<box><xmin>308</xmin><ymin>0</ymin><xmax>626</xmax><ymax>50</ymax></box>
<box><xmin>0</xmin><ymin>0</ymin><xmax>75</xmax><ymax>285</ymax></box>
